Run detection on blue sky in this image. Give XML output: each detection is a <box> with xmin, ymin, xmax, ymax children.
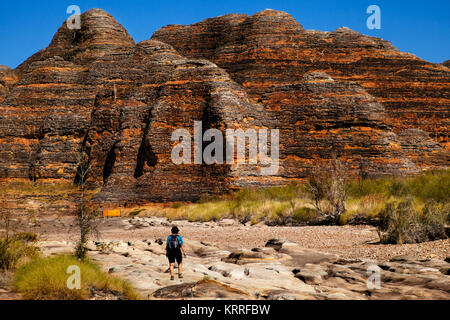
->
<box><xmin>1</xmin><ymin>0</ymin><xmax>449</xmax><ymax>68</ymax></box>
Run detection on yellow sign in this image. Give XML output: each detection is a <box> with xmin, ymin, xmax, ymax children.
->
<box><xmin>103</xmin><ymin>209</ymin><xmax>121</xmax><ymax>217</ymax></box>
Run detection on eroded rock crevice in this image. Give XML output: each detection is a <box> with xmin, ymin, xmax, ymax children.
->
<box><xmin>103</xmin><ymin>142</ymin><xmax>118</xmax><ymax>183</ymax></box>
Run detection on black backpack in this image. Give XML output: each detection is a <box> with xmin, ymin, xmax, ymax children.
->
<box><xmin>167</xmin><ymin>235</ymin><xmax>180</xmax><ymax>251</ymax></box>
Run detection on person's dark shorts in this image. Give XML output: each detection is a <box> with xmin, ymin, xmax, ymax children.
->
<box><xmin>167</xmin><ymin>249</ymin><xmax>183</xmax><ymax>264</ymax></box>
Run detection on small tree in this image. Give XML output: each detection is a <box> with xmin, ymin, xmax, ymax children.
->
<box><xmin>306</xmin><ymin>154</ymin><xmax>348</xmax><ymax>223</ymax></box>
<box><xmin>74</xmin><ymin>149</ymin><xmax>98</xmax><ymax>260</ymax></box>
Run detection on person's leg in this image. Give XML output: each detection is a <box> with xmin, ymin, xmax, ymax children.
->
<box><xmin>178</xmin><ymin>263</ymin><xmax>182</xmax><ymax>276</ymax></box>
<box><xmin>176</xmin><ymin>251</ymin><xmax>183</xmax><ymax>279</ymax></box>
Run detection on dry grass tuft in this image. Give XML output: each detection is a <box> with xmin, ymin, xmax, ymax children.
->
<box><xmin>14</xmin><ymin>255</ymin><xmax>139</xmax><ymax>300</ymax></box>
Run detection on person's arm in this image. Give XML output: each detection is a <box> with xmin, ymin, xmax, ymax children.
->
<box><xmin>179</xmin><ymin>236</ymin><xmax>187</xmax><ymax>256</ymax></box>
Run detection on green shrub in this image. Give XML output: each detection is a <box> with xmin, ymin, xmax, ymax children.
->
<box><xmin>378</xmin><ymin>199</ymin><xmax>448</xmax><ymax>244</ymax></box>
<box><xmin>420</xmin><ymin>201</ymin><xmax>449</xmax><ymax>239</ymax></box>
<box><xmin>0</xmin><ymin>238</ymin><xmax>39</xmax><ymax>271</ymax></box>
<box><xmin>14</xmin><ymin>255</ymin><xmax>139</xmax><ymax>300</ymax></box>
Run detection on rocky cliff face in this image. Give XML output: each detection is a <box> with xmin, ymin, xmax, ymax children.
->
<box><xmin>0</xmin><ymin>65</ymin><xmax>16</xmax><ymax>104</ymax></box>
<box><xmin>0</xmin><ymin>9</ymin><xmax>271</xmax><ymax>203</ymax></box>
<box><xmin>0</xmin><ymin>9</ymin><xmax>448</xmax><ymax>205</ymax></box>
<box><xmin>153</xmin><ymin>9</ymin><xmax>450</xmax><ymax>148</ymax></box>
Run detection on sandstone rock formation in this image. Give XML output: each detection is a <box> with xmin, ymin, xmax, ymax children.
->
<box><xmin>153</xmin><ymin>9</ymin><xmax>450</xmax><ymax>148</ymax></box>
<box><xmin>0</xmin><ymin>8</ymin><xmax>448</xmax><ymax>205</ymax></box>
<box><xmin>0</xmin><ymin>65</ymin><xmax>16</xmax><ymax>104</ymax></box>
<box><xmin>0</xmin><ymin>9</ymin><xmax>264</xmax><ymax>203</ymax></box>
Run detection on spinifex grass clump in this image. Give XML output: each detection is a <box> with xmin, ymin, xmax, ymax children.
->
<box><xmin>14</xmin><ymin>255</ymin><xmax>139</xmax><ymax>300</ymax></box>
<box><xmin>0</xmin><ymin>200</ymin><xmax>39</xmax><ymax>271</ymax></box>
<box><xmin>0</xmin><ymin>237</ymin><xmax>39</xmax><ymax>271</ymax></box>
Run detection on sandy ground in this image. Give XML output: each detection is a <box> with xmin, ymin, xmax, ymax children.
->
<box><xmin>28</xmin><ymin>215</ymin><xmax>450</xmax><ymax>261</ymax></box>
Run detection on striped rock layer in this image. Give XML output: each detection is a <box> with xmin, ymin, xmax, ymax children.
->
<box><xmin>0</xmin><ymin>9</ymin><xmax>448</xmax><ymax>204</ymax></box>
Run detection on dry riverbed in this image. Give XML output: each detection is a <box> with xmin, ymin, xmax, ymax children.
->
<box><xmin>30</xmin><ymin>215</ymin><xmax>450</xmax><ymax>261</ymax></box>
<box><xmin>2</xmin><ymin>215</ymin><xmax>449</xmax><ymax>300</ymax></box>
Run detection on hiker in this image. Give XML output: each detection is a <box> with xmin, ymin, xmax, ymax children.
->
<box><xmin>166</xmin><ymin>226</ymin><xmax>187</xmax><ymax>280</ymax></box>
